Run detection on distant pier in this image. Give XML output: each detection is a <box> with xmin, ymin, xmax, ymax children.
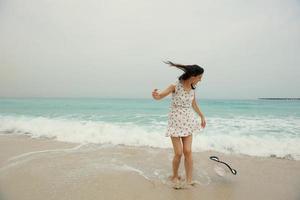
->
<box><xmin>258</xmin><ymin>98</ymin><xmax>300</xmax><ymax>100</ymax></box>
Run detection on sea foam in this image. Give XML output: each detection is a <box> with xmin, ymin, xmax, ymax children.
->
<box><xmin>0</xmin><ymin>115</ymin><xmax>299</xmax><ymax>160</ymax></box>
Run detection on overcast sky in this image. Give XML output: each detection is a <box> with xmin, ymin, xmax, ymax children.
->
<box><xmin>0</xmin><ymin>0</ymin><xmax>299</xmax><ymax>99</ymax></box>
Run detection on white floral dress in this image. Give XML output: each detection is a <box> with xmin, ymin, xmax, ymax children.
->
<box><xmin>165</xmin><ymin>80</ymin><xmax>202</xmax><ymax>137</ymax></box>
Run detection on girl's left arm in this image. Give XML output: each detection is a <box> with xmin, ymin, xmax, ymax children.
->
<box><xmin>192</xmin><ymin>96</ymin><xmax>205</xmax><ymax>118</ymax></box>
<box><xmin>192</xmin><ymin>92</ymin><xmax>206</xmax><ymax>128</ymax></box>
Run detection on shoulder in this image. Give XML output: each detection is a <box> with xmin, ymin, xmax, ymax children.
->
<box><xmin>170</xmin><ymin>84</ymin><xmax>176</xmax><ymax>93</ymax></box>
<box><xmin>168</xmin><ymin>81</ymin><xmax>178</xmax><ymax>93</ymax></box>
<box><xmin>170</xmin><ymin>80</ymin><xmax>178</xmax><ymax>93</ymax></box>
<box><xmin>174</xmin><ymin>79</ymin><xmax>180</xmax><ymax>85</ymax></box>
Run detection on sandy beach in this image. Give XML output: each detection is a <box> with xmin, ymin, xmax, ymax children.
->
<box><xmin>0</xmin><ymin>133</ymin><xmax>299</xmax><ymax>200</ymax></box>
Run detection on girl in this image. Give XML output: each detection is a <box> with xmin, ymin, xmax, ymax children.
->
<box><xmin>152</xmin><ymin>61</ymin><xmax>206</xmax><ymax>188</ymax></box>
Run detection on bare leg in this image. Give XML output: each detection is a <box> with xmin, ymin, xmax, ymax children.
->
<box><xmin>182</xmin><ymin>135</ymin><xmax>193</xmax><ymax>183</ymax></box>
<box><xmin>170</xmin><ymin>136</ymin><xmax>182</xmax><ymax>182</ymax></box>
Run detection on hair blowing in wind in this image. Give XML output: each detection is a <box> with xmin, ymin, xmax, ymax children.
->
<box><xmin>163</xmin><ymin>60</ymin><xmax>204</xmax><ymax>81</ymax></box>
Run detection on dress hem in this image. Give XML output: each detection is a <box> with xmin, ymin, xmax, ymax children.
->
<box><xmin>165</xmin><ymin>134</ymin><xmax>193</xmax><ymax>138</ymax></box>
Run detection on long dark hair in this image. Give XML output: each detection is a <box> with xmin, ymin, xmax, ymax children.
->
<box><xmin>163</xmin><ymin>60</ymin><xmax>204</xmax><ymax>89</ymax></box>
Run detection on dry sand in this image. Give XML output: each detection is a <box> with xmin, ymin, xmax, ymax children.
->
<box><xmin>0</xmin><ymin>134</ymin><xmax>299</xmax><ymax>200</ymax></box>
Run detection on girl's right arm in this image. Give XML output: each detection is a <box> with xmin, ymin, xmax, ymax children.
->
<box><xmin>152</xmin><ymin>84</ymin><xmax>175</xmax><ymax>100</ymax></box>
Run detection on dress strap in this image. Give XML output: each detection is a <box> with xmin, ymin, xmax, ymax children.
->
<box><xmin>173</xmin><ymin>80</ymin><xmax>180</xmax><ymax>93</ymax></box>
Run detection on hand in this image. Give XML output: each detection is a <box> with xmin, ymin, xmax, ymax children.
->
<box><xmin>200</xmin><ymin>117</ymin><xmax>206</xmax><ymax>129</ymax></box>
<box><xmin>152</xmin><ymin>89</ymin><xmax>160</xmax><ymax>100</ymax></box>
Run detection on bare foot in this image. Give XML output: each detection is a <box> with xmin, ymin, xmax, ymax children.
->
<box><xmin>168</xmin><ymin>175</ymin><xmax>185</xmax><ymax>189</ymax></box>
<box><xmin>185</xmin><ymin>180</ymin><xmax>197</xmax><ymax>186</ymax></box>
<box><xmin>169</xmin><ymin>175</ymin><xmax>182</xmax><ymax>183</ymax></box>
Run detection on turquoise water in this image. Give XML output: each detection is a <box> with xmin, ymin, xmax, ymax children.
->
<box><xmin>0</xmin><ymin>98</ymin><xmax>299</xmax><ymax>160</ymax></box>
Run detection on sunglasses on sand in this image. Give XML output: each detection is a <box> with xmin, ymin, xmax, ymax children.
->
<box><xmin>209</xmin><ymin>156</ymin><xmax>237</xmax><ymax>175</ymax></box>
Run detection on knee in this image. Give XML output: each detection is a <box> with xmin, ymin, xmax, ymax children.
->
<box><xmin>183</xmin><ymin>149</ymin><xmax>192</xmax><ymax>158</ymax></box>
<box><xmin>174</xmin><ymin>152</ymin><xmax>183</xmax><ymax>159</ymax></box>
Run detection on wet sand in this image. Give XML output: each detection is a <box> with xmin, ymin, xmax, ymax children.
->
<box><xmin>0</xmin><ymin>134</ymin><xmax>299</xmax><ymax>200</ymax></box>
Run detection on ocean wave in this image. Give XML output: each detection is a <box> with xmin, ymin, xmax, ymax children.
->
<box><xmin>0</xmin><ymin>115</ymin><xmax>299</xmax><ymax>160</ymax></box>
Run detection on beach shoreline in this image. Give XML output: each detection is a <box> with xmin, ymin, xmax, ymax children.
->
<box><xmin>0</xmin><ymin>133</ymin><xmax>299</xmax><ymax>200</ymax></box>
